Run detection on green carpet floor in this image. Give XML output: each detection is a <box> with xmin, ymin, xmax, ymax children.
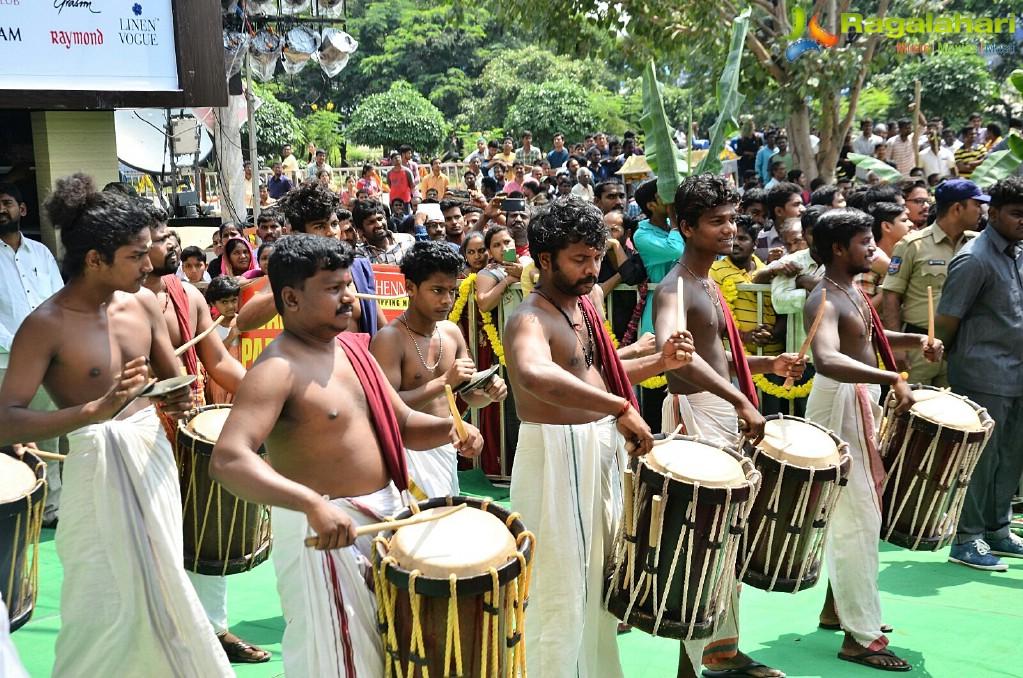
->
<box><xmin>10</xmin><ymin>470</ymin><xmax>1023</xmax><ymax>677</ymax></box>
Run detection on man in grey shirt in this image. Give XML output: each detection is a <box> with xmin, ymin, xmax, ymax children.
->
<box><xmin>936</xmin><ymin>175</ymin><xmax>1023</xmax><ymax>571</ymax></box>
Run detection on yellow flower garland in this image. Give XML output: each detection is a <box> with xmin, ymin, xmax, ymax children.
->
<box><xmin>448</xmin><ymin>273</ymin><xmax>476</xmax><ymax>325</ymax></box>
<box><xmin>448</xmin><ymin>273</ymin><xmax>506</xmax><ymax>365</ymax></box>
<box><xmin>604</xmin><ymin>320</ymin><xmax>667</xmax><ymax>390</ymax></box>
<box><xmin>752</xmin><ymin>372</ymin><xmax>814</xmax><ymax>399</ymax></box>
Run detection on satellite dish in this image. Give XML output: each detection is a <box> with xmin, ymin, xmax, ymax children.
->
<box><xmin>115</xmin><ymin>109</ymin><xmax>214</xmax><ymax>175</ymax></box>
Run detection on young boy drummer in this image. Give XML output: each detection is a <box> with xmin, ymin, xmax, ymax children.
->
<box><xmin>804</xmin><ymin>208</ymin><xmax>941</xmax><ymax>672</ymax></box>
<box><xmin>370</xmin><ymin>240</ymin><xmax>507</xmax><ymax>498</ymax></box>
<box><xmin>210</xmin><ymin>234</ymin><xmax>482</xmax><ymax>676</ymax></box>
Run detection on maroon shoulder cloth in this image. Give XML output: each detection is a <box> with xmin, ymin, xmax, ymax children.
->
<box><xmin>717</xmin><ymin>288</ymin><xmax>759</xmax><ymax>409</ymax></box>
<box><xmin>580</xmin><ymin>295</ymin><xmax>639</xmax><ymax>409</ymax></box>
<box><xmin>163</xmin><ymin>274</ymin><xmax>199</xmax><ymax>378</ymax></box>
<box><xmin>862</xmin><ymin>288</ymin><xmax>898</xmax><ymax>371</ymax></box>
<box><xmin>336</xmin><ymin>332</ymin><xmax>409</xmax><ymax>492</ymax></box>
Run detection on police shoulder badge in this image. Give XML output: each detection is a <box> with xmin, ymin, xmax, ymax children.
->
<box><xmin>888</xmin><ymin>256</ymin><xmax>902</xmax><ymax>275</ymax></box>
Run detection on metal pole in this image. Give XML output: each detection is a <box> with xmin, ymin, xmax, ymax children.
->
<box><xmin>245</xmin><ymin>50</ymin><xmax>260</xmax><ymax>223</ymax></box>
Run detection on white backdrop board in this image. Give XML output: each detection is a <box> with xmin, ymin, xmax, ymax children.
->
<box><xmin>3</xmin><ymin>0</ymin><xmax>179</xmax><ymax>92</ymax></box>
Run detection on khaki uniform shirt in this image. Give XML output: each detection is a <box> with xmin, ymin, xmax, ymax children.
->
<box><xmin>881</xmin><ymin>221</ymin><xmax>977</xmax><ymax>327</ymax></box>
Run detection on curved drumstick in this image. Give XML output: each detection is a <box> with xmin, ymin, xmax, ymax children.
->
<box><xmin>444</xmin><ymin>384</ymin><xmax>468</xmax><ymax>442</ymax></box>
<box><xmin>784</xmin><ymin>288</ymin><xmax>826</xmax><ymax>390</ymax></box>
<box><xmin>174</xmin><ymin>315</ymin><xmax>224</xmax><ymax>358</ymax></box>
<box><xmin>27</xmin><ymin>449</ymin><xmax>66</xmax><ymax>462</ymax></box>
<box><xmin>351</xmin><ymin>291</ymin><xmax>409</xmax><ymax>302</ymax></box>
<box><xmin>303</xmin><ymin>503</ymin><xmax>467</xmax><ymax>546</ymax></box>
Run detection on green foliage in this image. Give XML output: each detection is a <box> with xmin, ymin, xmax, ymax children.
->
<box><xmin>971</xmin><ymin>133</ymin><xmax>1023</xmax><ymax>188</ymax></box>
<box><xmin>504</xmin><ymin>81</ymin><xmax>602</xmax><ymax>146</ymax></box>
<box><xmin>848</xmin><ymin>153</ymin><xmax>903</xmax><ymax>183</ymax></box>
<box><xmin>640</xmin><ymin>61</ymin><xmax>688</xmax><ymax>203</ymax></box>
<box><xmin>244</xmin><ymin>84</ymin><xmax>304</xmax><ymax>163</ymax></box>
<box><xmin>466</xmin><ymin>48</ymin><xmax>619</xmax><ymax>142</ymax></box>
<box><xmin>301</xmin><ymin>109</ymin><xmax>344</xmax><ymax>167</ymax></box>
<box><xmin>841</xmin><ymin>87</ymin><xmax>893</xmax><ymax>123</ymax></box>
<box><xmin>346</xmin><ymin>81</ymin><xmax>447</xmax><ymax>154</ymax></box>
<box><xmin>695</xmin><ymin>8</ymin><xmax>750</xmax><ymax>176</ymax></box>
<box><xmin>882</xmin><ymin>52</ymin><xmax>994</xmax><ymax>128</ymax></box>
<box><xmin>344</xmin><ymin>145</ymin><xmax>384</xmax><ymax>167</ymax></box>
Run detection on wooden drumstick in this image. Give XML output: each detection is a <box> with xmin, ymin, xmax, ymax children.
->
<box><xmin>444</xmin><ymin>385</ymin><xmax>468</xmax><ymax>442</ymax></box>
<box><xmin>675</xmin><ymin>277</ymin><xmax>687</xmax><ymax>362</ymax></box>
<box><xmin>303</xmin><ymin>503</ymin><xmax>467</xmax><ymax>546</ymax></box>
<box><xmin>351</xmin><ymin>291</ymin><xmax>409</xmax><ymax>302</ymax></box>
<box><xmin>652</xmin><ymin>424</ymin><xmax>684</xmax><ymax>447</ymax></box>
<box><xmin>26</xmin><ymin>449</ymin><xmax>66</xmax><ymax>462</ymax></box>
<box><xmin>927</xmin><ymin>286</ymin><xmax>934</xmax><ymax>346</ymax></box>
<box><xmin>784</xmin><ymin>288</ymin><xmax>826</xmax><ymax>389</ymax></box>
<box><xmin>174</xmin><ymin>315</ymin><xmax>224</xmax><ymax>358</ymax></box>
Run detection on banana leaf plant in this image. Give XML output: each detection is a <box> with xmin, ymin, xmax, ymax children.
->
<box><xmin>968</xmin><ymin>68</ymin><xmax>1023</xmax><ymax>188</ymax></box>
<box><xmin>848</xmin><ymin>153</ymin><xmax>904</xmax><ymax>184</ymax></box>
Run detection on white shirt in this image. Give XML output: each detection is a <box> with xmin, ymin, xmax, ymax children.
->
<box><xmin>0</xmin><ymin>233</ymin><xmax>63</xmax><ymax>366</ymax></box>
<box><xmin>919</xmin><ymin>145</ymin><xmax>956</xmax><ymax>180</ymax></box>
<box><xmin>851</xmin><ymin>134</ymin><xmax>884</xmax><ymax>180</ymax></box>
<box><xmin>571</xmin><ymin>182</ymin><xmax>594</xmax><ymax>203</ymax></box>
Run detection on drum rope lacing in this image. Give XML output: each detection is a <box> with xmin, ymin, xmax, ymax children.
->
<box><xmin>878</xmin><ymin>391</ymin><xmax>993</xmax><ymax>550</ymax></box>
<box><xmin>5</xmin><ymin>459</ymin><xmax>45</xmax><ymax>617</ymax></box>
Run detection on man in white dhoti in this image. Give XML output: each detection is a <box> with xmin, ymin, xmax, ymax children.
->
<box><xmin>0</xmin><ymin>594</ymin><xmax>28</xmax><ymax>678</ymax></box>
<box><xmin>371</xmin><ymin>240</ymin><xmax>507</xmax><ymax>499</ymax></box>
<box><xmin>503</xmin><ymin>196</ymin><xmax>693</xmax><ymax>677</ymax></box>
<box><xmin>653</xmin><ymin>174</ymin><xmax>802</xmax><ymax>678</ymax></box>
<box><xmin>804</xmin><ymin>208</ymin><xmax>940</xmax><ymax>672</ymax></box>
<box><xmin>209</xmin><ymin>235</ymin><xmax>483</xmax><ymax>676</ymax></box>
<box><xmin>0</xmin><ymin>174</ymin><xmax>231</xmax><ymax>676</ymax></box>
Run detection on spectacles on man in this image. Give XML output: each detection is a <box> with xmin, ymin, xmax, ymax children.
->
<box><xmin>906</xmin><ymin>197</ymin><xmax>931</xmax><ymax>205</ymax></box>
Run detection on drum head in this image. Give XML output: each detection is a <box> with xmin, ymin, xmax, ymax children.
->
<box><xmin>910</xmin><ymin>390</ymin><xmax>983</xmax><ymax>431</ymax></box>
<box><xmin>388</xmin><ymin>507</ymin><xmax>517</xmax><ymax>578</ymax></box>
<box><xmin>646</xmin><ymin>439</ymin><xmax>747</xmax><ymax>488</ymax></box>
<box><xmin>760</xmin><ymin>418</ymin><xmax>840</xmax><ymax>468</ymax></box>
<box><xmin>0</xmin><ymin>455</ymin><xmax>37</xmax><ymax>502</ymax></box>
<box><xmin>186</xmin><ymin>407</ymin><xmax>231</xmax><ymax>442</ymax></box>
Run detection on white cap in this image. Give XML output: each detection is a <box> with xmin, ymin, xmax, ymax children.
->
<box><xmin>417</xmin><ymin>202</ymin><xmax>444</xmax><ymax>222</ymax></box>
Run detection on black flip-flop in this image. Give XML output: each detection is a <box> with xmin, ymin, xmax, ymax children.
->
<box><xmin>220</xmin><ymin>638</ymin><xmax>272</xmax><ymax>664</ymax></box>
<box><xmin>702</xmin><ymin>662</ymin><xmax>786</xmax><ymax>677</ymax></box>
<box><xmin>819</xmin><ymin>622</ymin><xmax>894</xmax><ymax>633</ymax></box>
<box><xmin>837</xmin><ymin>648</ymin><xmax>912</xmax><ymax>672</ymax></box>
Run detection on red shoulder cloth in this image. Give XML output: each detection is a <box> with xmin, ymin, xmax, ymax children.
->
<box><xmin>862</xmin><ymin>288</ymin><xmax>898</xmax><ymax>371</ymax></box>
<box><xmin>580</xmin><ymin>295</ymin><xmax>639</xmax><ymax>409</ymax></box>
<box><xmin>336</xmin><ymin>333</ymin><xmax>409</xmax><ymax>492</ymax></box>
<box><xmin>717</xmin><ymin>288</ymin><xmax>759</xmax><ymax>409</ymax></box>
<box><xmin>163</xmin><ymin>275</ymin><xmax>198</xmax><ymax>378</ymax></box>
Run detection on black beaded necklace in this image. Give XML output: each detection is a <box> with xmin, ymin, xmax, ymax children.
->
<box><xmin>534</xmin><ymin>288</ymin><xmax>595</xmax><ymax>368</ymax></box>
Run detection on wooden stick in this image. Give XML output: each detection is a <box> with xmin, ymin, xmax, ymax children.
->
<box><xmin>352</xmin><ymin>291</ymin><xmax>408</xmax><ymax>302</ymax></box>
<box><xmin>444</xmin><ymin>384</ymin><xmax>468</xmax><ymax>442</ymax></box>
<box><xmin>29</xmin><ymin>449</ymin><xmax>66</xmax><ymax>462</ymax></box>
<box><xmin>676</xmin><ymin>277</ymin><xmax>687</xmax><ymax>361</ymax></box>
<box><xmin>784</xmin><ymin>288</ymin><xmax>826</xmax><ymax>389</ymax></box>
<box><xmin>174</xmin><ymin>315</ymin><xmax>224</xmax><ymax>357</ymax></box>
<box><xmin>303</xmin><ymin>503</ymin><xmax>467</xmax><ymax>546</ymax></box>
<box><xmin>653</xmin><ymin>424</ymin><xmax>684</xmax><ymax>447</ymax></box>
<box><xmin>927</xmin><ymin>285</ymin><xmax>934</xmax><ymax>346</ymax></box>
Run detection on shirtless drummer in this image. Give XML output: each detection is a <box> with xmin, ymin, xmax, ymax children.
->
<box><xmin>370</xmin><ymin>240</ymin><xmax>507</xmax><ymax>498</ymax></box>
<box><xmin>652</xmin><ymin>174</ymin><xmax>803</xmax><ymax>678</ymax></box>
<box><xmin>805</xmin><ymin>208</ymin><xmax>940</xmax><ymax>672</ymax></box>
<box><xmin>138</xmin><ymin>204</ymin><xmax>268</xmax><ymax>663</ymax></box>
<box><xmin>503</xmin><ymin>195</ymin><xmax>693</xmax><ymax>677</ymax></box>
<box><xmin>0</xmin><ymin>173</ymin><xmax>230</xmax><ymax>675</ymax></box>
<box><xmin>210</xmin><ymin>234</ymin><xmax>483</xmax><ymax>676</ymax></box>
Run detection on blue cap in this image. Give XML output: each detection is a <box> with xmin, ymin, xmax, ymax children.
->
<box><xmin>935</xmin><ymin>179</ymin><xmax>990</xmax><ymax>206</ymax></box>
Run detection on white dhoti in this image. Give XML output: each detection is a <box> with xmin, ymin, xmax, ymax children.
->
<box><xmin>186</xmin><ymin>571</ymin><xmax>229</xmax><ymax>634</ymax></box>
<box><xmin>405</xmin><ymin>443</ymin><xmax>459</xmax><ymax>499</ymax></box>
<box><xmin>0</xmin><ymin>594</ymin><xmax>28</xmax><ymax>678</ymax></box>
<box><xmin>806</xmin><ymin>374</ymin><xmax>888</xmax><ymax>652</ymax></box>
<box><xmin>663</xmin><ymin>391</ymin><xmax>742</xmax><ymax>669</ymax></box>
<box><xmin>510</xmin><ymin>416</ymin><xmax>625</xmax><ymax>678</ymax></box>
<box><xmin>53</xmin><ymin>406</ymin><xmax>232</xmax><ymax>677</ymax></box>
<box><xmin>272</xmin><ymin>482</ymin><xmax>403</xmax><ymax>678</ymax></box>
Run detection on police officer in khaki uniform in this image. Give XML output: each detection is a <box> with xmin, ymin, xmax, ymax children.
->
<box><xmin>881</xmin><ymin>179</ymin><xmax>984</xmax><ymax>385</ymax></box>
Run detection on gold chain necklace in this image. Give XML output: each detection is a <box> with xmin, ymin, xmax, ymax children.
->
<box><xmin>823</xmin><ymin>275</ymin><xmax>872</xmax><ymax>342</ymax></box>
<box><xmin>399</xmin><ymin>313</ymin><xmax>443</xmax><ymax>371</ymax></box>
